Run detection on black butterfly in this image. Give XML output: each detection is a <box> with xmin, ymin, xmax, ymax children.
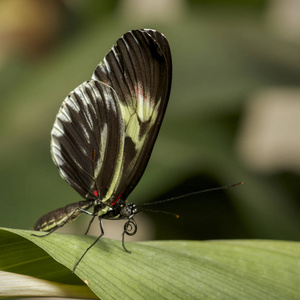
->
<box><xmin>33</xmin><ymin>29</ymin><xmax>172</xmax><ymax>271</ymax></box>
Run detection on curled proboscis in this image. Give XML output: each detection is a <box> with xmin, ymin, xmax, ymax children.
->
<box><xmin>124</xmin><ymin>218</ymin><xmax>137</xmax><ymax>236</ymax></box>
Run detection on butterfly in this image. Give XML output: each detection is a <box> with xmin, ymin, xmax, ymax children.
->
<box><xmin>33</xmin><ymin>29</ymin><xmax>172</xmax><ymax>271</ymax></box>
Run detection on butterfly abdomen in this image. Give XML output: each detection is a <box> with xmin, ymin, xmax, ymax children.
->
<box><xmin>34</xmin><ymin>200</ymin><xmax>93</xmax><ymax>232</ymax></box>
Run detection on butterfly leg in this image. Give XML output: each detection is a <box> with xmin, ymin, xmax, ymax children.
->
<box><xmin>84</xmin><ymin>215</ymin><xmax>96</xmax><ymax>235</ymax></box>
<box><xmin>73</xmin><ymin>219</ymin><xmax>104</xmax><ymax>273</ymax></box>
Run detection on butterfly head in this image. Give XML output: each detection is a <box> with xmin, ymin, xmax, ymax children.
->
<box><xmin>97</xmin><ymin>197</ymin><xmax>138</xmax><ymax>220</ymax></box>
<box><xmin>120</xmin><ymin>203</ymin><xmax>138</xmax><ymax>218</ymax></box>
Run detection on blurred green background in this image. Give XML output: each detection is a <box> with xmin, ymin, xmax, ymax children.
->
<box><xmin>0</xmin><ymin>0</ymin><xmax>299</xmax><ymax>243</ymax></box>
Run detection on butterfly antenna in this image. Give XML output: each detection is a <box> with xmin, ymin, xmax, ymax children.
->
<box><xmin>138</xmin><ymin>207</ymin><xmax>180</xmax><ymax>218</ymax></box>
<box><xmin>142</xmin><ymin>181</ymin><xmax>243</xmax><ymax>206</ymax></box>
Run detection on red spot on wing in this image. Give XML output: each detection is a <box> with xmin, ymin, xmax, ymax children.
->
<box><xmin>112</xmin><ymin>191</ymin><xmax>125</xmax><ymax>205</ymax></box>
<box><xmin>93</xmin><ymin>190</ymin><xmax>99</xmax><ymax>197</ymax></box>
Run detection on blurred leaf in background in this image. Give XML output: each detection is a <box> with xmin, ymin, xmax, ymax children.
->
<box><xmin>0</xmin><ymin>0</ymin><xmax>299</xmax><ymax>248</ymax></box>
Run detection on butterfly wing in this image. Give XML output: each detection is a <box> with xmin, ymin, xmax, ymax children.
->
<box><xmin>92</xmin><ymin>29</ymin><xmax>172</xmax><ymax>201</ymax></box>
<box><xmin>51</xmin><ymin>29</ymin><xmax>172</xmax><ymax>203</ymax></box>
<box><xmin>51</xmin><ymin>80</ymin><xmax>125</xmax><ymax>200</ymax></box>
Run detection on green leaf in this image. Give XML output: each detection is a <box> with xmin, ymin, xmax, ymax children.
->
<box><xmin>0</xmin><ymin>227</ymin><xmax>299</xmax><ymax>299</ymax></box>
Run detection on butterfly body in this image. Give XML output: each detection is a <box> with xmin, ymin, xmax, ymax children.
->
<box><xmin>33</xmin><ymin>29</ymin><xmax>172</xmax><ymax>270</ymax></box>
<box><xmin>34</xmin><ymin>197</ymin><xmax>137</xmax><ymax>231</ymax></box>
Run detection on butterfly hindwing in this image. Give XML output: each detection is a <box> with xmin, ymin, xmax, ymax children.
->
<box><xmin>51</xmin><ymin>81</ymin><xmax>125</xmax><ymax>200</ymax></box>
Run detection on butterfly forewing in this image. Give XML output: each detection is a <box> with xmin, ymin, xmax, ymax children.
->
<box><xmin>92</xmin><ymin>29</ymin><xmax>172</xmax><ymax>200</ymax></box>
<box><xmin>51</xmin><ymin>29</ymin><xmax>172</xmax><ymax>203</ymax></box>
